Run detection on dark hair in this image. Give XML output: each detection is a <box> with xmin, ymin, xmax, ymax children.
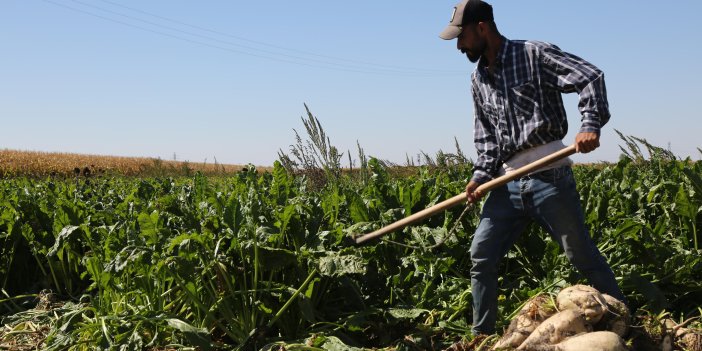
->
<box><xmin>462</xmin><ymin>0</ymin><xmax>494</xmax><ymax>25</ymax></box>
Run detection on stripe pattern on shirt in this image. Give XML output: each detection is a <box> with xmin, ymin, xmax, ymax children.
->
<box><xmin>470</xmin><ymin>38</ymin><xmax>610</xmax><ymax>184</ymax></box>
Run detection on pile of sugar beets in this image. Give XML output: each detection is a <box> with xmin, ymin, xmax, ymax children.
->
<box><xmin>485</xmin><ymin>285</ymin><xmax>702</xmax><ymax>351</ymax></box>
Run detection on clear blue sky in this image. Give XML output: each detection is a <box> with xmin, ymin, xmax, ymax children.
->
<box><xmin>2</xmin><ymin>1</ymin><xmax>701</xmax><ymax>166</ymax></box>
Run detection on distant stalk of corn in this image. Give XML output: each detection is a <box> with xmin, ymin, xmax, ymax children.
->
<box><xmin>0</xmin><ymin>149</ymin><xmax>260</xmax><ymax>177</ymax></box>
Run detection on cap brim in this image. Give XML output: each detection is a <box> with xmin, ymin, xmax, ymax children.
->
<box><xmin>439</xmin><ymin>25</ymin><xmax>461</xmax><ymax>40</ymax></box>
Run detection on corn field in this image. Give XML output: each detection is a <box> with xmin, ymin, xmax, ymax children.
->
<box><xmin>0</xmin><ymin>149</ymin><xmax>251</xmax><ymax>178</ymax></box>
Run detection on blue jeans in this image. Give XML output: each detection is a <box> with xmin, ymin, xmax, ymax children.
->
<box><xmin>469</xmin><ymin>166</ymin><xmax>625</xmax><ymax>335</ymax></box>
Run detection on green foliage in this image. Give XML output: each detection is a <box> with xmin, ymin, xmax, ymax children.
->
<box><xmin>1</xmin><ymin>144</ymin><xmax>701</xmax><ymax>349</ymax></box>
<box><xmin>277</xmin><ymin>104</ymin><xmax>344</xmax><ymax>189</ymax></box>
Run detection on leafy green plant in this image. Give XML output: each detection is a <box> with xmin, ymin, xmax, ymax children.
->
<box><xmin>1</xmin><ymin>132</ymin><xmax>700</xmax><ymax>350</ymax></box>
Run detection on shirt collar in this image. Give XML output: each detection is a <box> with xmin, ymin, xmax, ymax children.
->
<box><xmin>477</xmin><ymin>36</ymin><xmax>510</xmax><ymax>76</ymax></box>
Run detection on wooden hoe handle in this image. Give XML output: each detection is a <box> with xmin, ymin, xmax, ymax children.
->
<box><xmin>352</xmin><ymin>144</ymin><xmax>577</xmax><ymax>245</ymax></box>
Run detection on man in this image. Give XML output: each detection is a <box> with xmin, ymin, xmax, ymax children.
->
<box><xmin>439</xmin><ymin>0</ymin><xmax>626</xmax><ymax>335</ymax></box>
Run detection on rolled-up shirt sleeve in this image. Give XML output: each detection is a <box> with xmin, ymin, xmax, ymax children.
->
<box><xmin>538</xmin><ymin>44</ymin><xmax>611</xmax><ymax>135</ymax></box>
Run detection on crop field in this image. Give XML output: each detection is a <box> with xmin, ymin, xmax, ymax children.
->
<box><xmin>0</xmin><ymin>149</ymin><xmax>254</xmax><ymax>178</ymax></box>
<box><xmin>1</xmin><ymin>141</ymin><xmax>701</xmax><ymax>350</ymax></box>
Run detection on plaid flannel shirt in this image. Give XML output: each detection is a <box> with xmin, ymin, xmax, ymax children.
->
<box><xmin>470</xmin><ymin>38</ymin><xmax>610</xmax><ymax>184</ymax></box>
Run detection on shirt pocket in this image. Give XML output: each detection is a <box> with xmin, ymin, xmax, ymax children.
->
<box><xmin>509</xmin><ymin>82</ymin><xmax>538</xmax><ymax>118</ymax></box>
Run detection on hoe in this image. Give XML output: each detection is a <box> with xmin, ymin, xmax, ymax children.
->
<box><xmin>352</xmin><ymin>144</ymin><xmax>577</xmax><ymax>245</ymax></box>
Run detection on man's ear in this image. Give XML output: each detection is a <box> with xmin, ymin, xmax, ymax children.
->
<box><xmin>477</xmin><ymin>21</ymin><xmax>487</xmax><ymax>35</ymax></box>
